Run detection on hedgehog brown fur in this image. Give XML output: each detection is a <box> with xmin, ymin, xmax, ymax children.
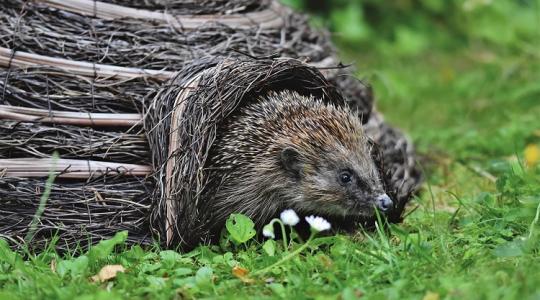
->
<box><xmin>201</xmin><ymin>90</ymin><xmax>393</xmax><ymax>239</ymax></box>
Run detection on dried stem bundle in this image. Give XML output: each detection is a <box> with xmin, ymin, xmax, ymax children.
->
<box><xmin>0</xmin><ymin>0</ymin><xmax>421</xmax><ymax>251</ymax></box>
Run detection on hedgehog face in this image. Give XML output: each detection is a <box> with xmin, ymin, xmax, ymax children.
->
<box><xmin>280</xmin><ymin>143</ymin><xmax>392</xmax><ymax>217</ymax></box>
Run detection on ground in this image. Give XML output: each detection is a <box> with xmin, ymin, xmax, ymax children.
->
<box><xmin>1</xmin><ymin>2</ymin><xmax>540</xmax><ymax>299</ymax></box>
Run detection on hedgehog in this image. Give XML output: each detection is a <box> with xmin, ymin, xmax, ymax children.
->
<box><xmin>201</xmin><ymin>90</ymin><xmax>393</xmax><ymax>238</ymax></box>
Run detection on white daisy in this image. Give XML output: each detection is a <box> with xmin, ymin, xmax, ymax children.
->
<box><xmin>280</xmin><ymin>209</ymin><xmax>300</xmax><ymax>226</ymax></box>
<box><xmin>262</xmin><ymin>224</ymin><xmax>275</xmax><ymax>239</ymax></box>
<box><xmin>305</xmin><ymin>215</ymin><xmax>331</xmax><ymax>232</ymax></box>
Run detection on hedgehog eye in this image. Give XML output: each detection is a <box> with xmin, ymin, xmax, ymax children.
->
<box><xmin>338</xmin><ymin>170</ymin><xmax>353</xmax><ymax>185</ymax></box>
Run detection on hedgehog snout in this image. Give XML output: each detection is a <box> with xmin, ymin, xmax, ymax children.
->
<box><xmin>375</xmin><ymin>194</ymin><xmax>393</xmax><ymax>213</ymax></box>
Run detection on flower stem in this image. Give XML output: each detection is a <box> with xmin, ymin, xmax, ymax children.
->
<box><xmin>253</xmin><ymin>231</ymin><xmax>316</xmax><ymax>276</ymax></box>
<box><xmin>278</xmin><ymin>221</ymin><xmax>288</xmax><ymax>251</ymax></box>
<box><xmin>267</xmin><ymin>218</ymin><xmax>289</xmax><ymax>251</ymax></box>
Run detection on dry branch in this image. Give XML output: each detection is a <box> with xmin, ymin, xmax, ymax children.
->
<box><xmin>0</xmin><ymin>158</ymin><xmax>152</xmax><ymax>178</ymax></box>
<box><xmin>41</xmin><ymin>0</ymin><xmax>285</xmax><ymax>29</ymax></box>
<box><xmin>0</xmin><ymin>105</ymin><xmax>142</xmax><ymax>126</ymax></box>
<box><xmin>0</xmin><ymin>47</ymin><xmax>175</xmax><ymax>80</ymax></box>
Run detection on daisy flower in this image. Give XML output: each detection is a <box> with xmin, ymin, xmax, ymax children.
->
<box><xmin>280</xmin><ymin>209</ymin><xmax>300</xmax><ymax>226</ymax></box>
<box><xmin>305</xmin><ymin>215</ymin><xmax>331</xmax><ymax>232</ymax></box>
<box><xmin>262</xmin><ymin>224</ymin><xmax>275</xmax><ymax>239</ymax></box>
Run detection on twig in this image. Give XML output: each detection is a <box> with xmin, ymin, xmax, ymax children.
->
<box><xmin>41</xmin><ymin>0</ymin><xmax>285</xmax><ymax>29</ymax></box>
<box><xmin>0</xmin><ymin>47</ymin><xmax>175</xmax><ymax>80</ymax></box>
<box><xmin>0</xmin><ymin>105</ymin><xmax>142</xmax><ymax>126</ymax></box>
<box><xmin>0</xmin><ymin>158</ymin><xmax>152</xmax><ymax>178</ymax></box>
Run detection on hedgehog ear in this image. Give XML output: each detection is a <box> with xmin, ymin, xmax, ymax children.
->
<box><xmin>280</xmin><ymin>147</ymin><xmax>303</xmax><ymax>179</ymax></box>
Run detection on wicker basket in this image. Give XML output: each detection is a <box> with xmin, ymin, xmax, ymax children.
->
<box><xmin>0</xmin><ymin>0</ymin><xmax>421</xmax><ymax>251</ymax></box>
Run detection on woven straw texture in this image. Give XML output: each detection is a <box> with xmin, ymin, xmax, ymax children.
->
<box><xmin>0</xmin><ymin>0</ymin><xmax>421</xmax><ymax>251</ymax></box>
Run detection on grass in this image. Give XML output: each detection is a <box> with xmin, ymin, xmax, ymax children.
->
<box><xmin>2</xmin><ymin>9</ymin><xmax>540</xmax><ymax>300</ymax></box>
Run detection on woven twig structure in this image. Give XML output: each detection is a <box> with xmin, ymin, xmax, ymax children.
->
<box><xmin>0</xmin><ymin>0</ymin><xmax>421</xmax><ymax>251</ymax></box>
